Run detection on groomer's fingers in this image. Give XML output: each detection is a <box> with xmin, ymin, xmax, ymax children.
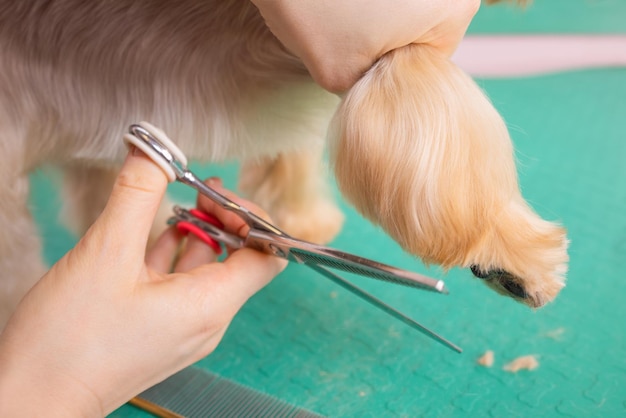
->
<box><xmin>89</xmin><ymin>147</ymin><xmax>169</xmax><ymax>260</ymax></box>
<box><xmin>146</xmin><ymin>228</ymin><xmax>219</xmax><ymax>275</ymax></box>
<box><xmin>192</xmin><ymin>248</ymin><xmax>287</xmax><ymax>316</ymax></box>
<box><xmin>174</xmin><ymin>234</ymin><xmax>219</xmax><ymax>273</ymax></box>
<box><xmin>196</xmin><ymin>178</ymin><xmax>248</xmax><ymax>236</ymax></box>
<box><xmin>145</xmin><ymin>227</ymin><xmax>182</xmax><ymax>274</ymax></box>
<box><xmin>422</xmin><ymin>0</ymin><xmax>480</xmax><ymax>58</ymax></box>
<box><xmin>196</xmin><ymin>178</ymin><xmax>270</xmax><ymax>238</ymax></box>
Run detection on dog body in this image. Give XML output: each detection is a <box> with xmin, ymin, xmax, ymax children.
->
<box><xmin>0</xmin><ymin>0</ymin><xmax>568</xmax><ymax>328</ymax></box>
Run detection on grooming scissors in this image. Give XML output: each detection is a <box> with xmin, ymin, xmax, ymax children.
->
<box><xmin>124</xmin><ymin>122</ymin><xmax>461</xmax><ymax>353</ymax></box>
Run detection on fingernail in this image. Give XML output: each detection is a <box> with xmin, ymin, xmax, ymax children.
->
<box><xmin>207</xmin><ymin>177</ymin><xmax>222</xmax><ymax>187</ymax></box>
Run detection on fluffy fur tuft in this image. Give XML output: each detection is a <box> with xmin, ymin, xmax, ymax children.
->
<box><xmin>331</xmin><ymin>44</ymin><xmax>568</xmax><ymax>307</ymax></box>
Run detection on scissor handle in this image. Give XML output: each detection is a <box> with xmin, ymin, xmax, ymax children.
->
<box><xmin>125</xmin><ymin>123</ymin><xmax>288</xmax><ymax>237</ymax></box>
<box><xmin>168</xmin><ymin>206</ymin><xmax>246</xmax><ymax>251</ymax></box>
<box><xmin>124</xmin><ymin>122</ymin><xmax>188</xmax><ymax>182</ymax></box>
<box><xmin>172</xmin><ymin>209</ymin><xmax>224</xmax><ymax>254</ymax></box>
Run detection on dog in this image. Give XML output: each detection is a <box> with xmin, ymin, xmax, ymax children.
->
<box><xmin>0</xmin><ymin>0</ymin><xmax>567</xmax><ymax>329</ymax></box>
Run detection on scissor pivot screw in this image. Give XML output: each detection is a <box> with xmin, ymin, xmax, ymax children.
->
<box><xmin>268</xmin><ymin>244</ymin><xmax>286</xmax><ymax>258</ymax></box>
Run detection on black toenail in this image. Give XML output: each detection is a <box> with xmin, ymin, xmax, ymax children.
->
<box><xmin>470</xmin><ymin>265</ymin><xmax>490</xmax><ymax>279</ymax></box>
<box><xmin>501</xmin><ymin>280</ymin><xmax>528</xmax><ymax>299</ymax></box>
<box><xmin>471</xmin><ymin>266</ymin><xmax>530</xmax><ymax>301</ymax></box>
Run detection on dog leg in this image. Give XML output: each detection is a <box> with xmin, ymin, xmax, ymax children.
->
<box><xmin>330</xmin><ymin>44</ymin><xmax>568</xmax><ymax>307</ymax></box>
<box><xmin>238</xmin><ymin>150</ymin><xmax>344</xmax><ymax>245</ymax></box>
<box><xmin>0</xmin><ymin>175</ymin><xmax>47</xmax><ymax>331</ymax></box>
<box><xmin>59</xmin><ymin>165</ymin><xmax>119</xmax><ymax>237</ymax></box>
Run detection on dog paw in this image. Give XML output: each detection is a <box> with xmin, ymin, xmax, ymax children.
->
<box><xmin>466</xmin><ymin>201</ymin><xmax>569</xmax><ymax>308</ymax></box>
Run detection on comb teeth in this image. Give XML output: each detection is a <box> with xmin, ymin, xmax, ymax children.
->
<box><xmin>131</xmin><ymin>367</ymin><xmax>324</xmax><ymax>418</ymax></box>
<box><xmin>289</xmin><ymin>249</ymin><xmax>446</xmax><ymax>293</ymax></box>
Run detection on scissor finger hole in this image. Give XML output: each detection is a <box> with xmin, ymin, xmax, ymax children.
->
<box><xmin>138</xmin><ymin>121</ymin><xmax>188</xmax><ymax>166</ymax></box>
<box><xmin>175</xmin><ymin>222</ymin><xmax>223</xmax><ymax>255</ymax></box>
<box><xmin>123</xmin><ymin>133</ymin><xmax>177</xmax><ymax>182</ymax></box>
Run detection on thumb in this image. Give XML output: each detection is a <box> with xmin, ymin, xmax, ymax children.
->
<box><xmin>92</xmin><ymin>146</ymin><xmax>170</xmax><ymax>258</ymax></box>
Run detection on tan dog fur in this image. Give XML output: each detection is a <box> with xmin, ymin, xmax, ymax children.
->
<box><xmin>332</xmin><ymin>43</ymin><xmax>567</xmax><ymax>307</ymax></box>
<box><xmin>0</xmin><ymin>0</ymin><xmax>567</xmax><ymax>329</ymax></box>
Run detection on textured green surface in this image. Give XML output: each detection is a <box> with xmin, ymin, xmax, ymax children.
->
<box><xmin>29</xmin><ymin>4</ymin><xmax>626</xmax><ymax>418</ymax></box>
<box><xmin>134</xmin><ymin>366</ymin><xmax>324</xmax><ymax>417</ymax></box>
<box><xmin>468</xmin><ymin>0</ymin><xmax>626</xmax><ymax>34</ymax></box>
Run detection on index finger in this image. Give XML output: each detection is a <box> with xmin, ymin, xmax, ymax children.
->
<box><xmin>196</xmin><ymin>177</ymin><xmax>274</xmax><ymax>239</ymax></box>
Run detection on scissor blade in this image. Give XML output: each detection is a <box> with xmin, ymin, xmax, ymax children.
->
<box><xmin>307</xmin><ymin>264</ymin><xmax>462</xmax><ymax>353</ymax></box>
<box><xmin>291</xmin><ymin>247</ymin><xmax>447</xmax><ymax>293</ymax></box>
<box><xmin>246</xmin><ymin>230</ymin><xmax>447</xmax><ymax>293</ymax></box>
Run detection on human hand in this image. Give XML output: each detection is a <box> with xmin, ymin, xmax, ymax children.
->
<box><xmin>0</xmin><ymin>147</ymin><xmax>286</xmax><ymax>416</ymax></box>
<box><xmin>251</xmin><ymin>0</ymin><xmax>480</xmax><ymax>92</ymax></box>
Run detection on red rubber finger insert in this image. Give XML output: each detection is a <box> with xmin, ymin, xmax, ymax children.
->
<box><xmin>175</xmin><ymin>222</ymin><xmax>223</xmax><ymax>255</ymax></box>
<box><xmin>189</xmin><ymin>209</ymin><xmax>223</xmax><ymax>228</ymax></box>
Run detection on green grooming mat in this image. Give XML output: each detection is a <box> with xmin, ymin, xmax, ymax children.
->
<box><xmin>468</xmin><ymin>0</ymin><xmax>626</xmax><ymax>34</ymax></box>
<box><xmin>28</xmin><ymin>4</ymin><xmax>625</xmax><ymax>418</ymax></box>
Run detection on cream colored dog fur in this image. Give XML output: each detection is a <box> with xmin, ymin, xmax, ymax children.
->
<box><xmin>0</xmin><ymin>0</ymin><xmax>568</xmax><ymax>329</ymax></box>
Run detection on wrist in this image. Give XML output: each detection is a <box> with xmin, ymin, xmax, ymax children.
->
<box><xmin>0</xmin><ymin>343</ymin><xmax>103</xmax><ymax>417</ymax></box>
